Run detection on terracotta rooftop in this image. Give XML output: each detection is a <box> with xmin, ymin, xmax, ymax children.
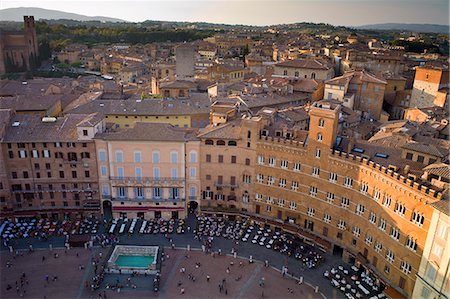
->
<box><xmin>431</xmin><ymin>198</ymin><xmax>450</xmax><ymax>216</ymax></box>
<box><xmin>275</xmin><ymin>58</ymin><xmax>332</xmax><ymax>70</ymax></box>
<box><xmin>423</xmin><ymin>163</ymin><xmax>450</xmax><ymax>180</ymax></box>
<box><xmin>326</xmin><ymin>70</ymin><xmax>387</xmax><ymax>86</ymax></box>
<box><xmin>0</xmin><ymin>94</ymin><xmax>62</xmax><ymax>112</ymax></box>
<box><xmin>401</xmin><ymin>142</ymin><xmax>447</xmax><ymax>158</ymax></box>
<box><xmin>95</xmin><ymin>122</ymin><xmax>198</xmax><ymax>142</ymax></box>
<box><xmin>3</xmin><ymin>114</ymin><xmax>94</xmax><ymax>142</ymax></box>
<box><xmin>66</xmin><ymin>93</ymin><xmax>211</xmax><ymax>116</ymax></box>
<box><xmin>197</xmin><ymin>119</ymin><xmax>243</xmax><ymax>140</ymax></box>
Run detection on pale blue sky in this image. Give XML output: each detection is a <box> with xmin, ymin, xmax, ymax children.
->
<box><xmin>1</xmin><ymin>0</ymin><xmax>449</xmax><ymax>26</ymax></box>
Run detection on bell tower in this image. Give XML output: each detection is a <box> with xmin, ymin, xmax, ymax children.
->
<box><xmin>23</xmin><ymin>16</ymin><xmax>39</xmax><ymax>59</ymax></box>
<box><xmin>307</xmin><ymin>101</ymin><xmax>341</xmax><ymax>160</ymax></box>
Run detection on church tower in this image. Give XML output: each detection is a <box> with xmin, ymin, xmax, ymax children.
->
<box><xmin>24</xmin><ymin>16</ymin><xmax>39</xmax><ymax>59</ymax></box>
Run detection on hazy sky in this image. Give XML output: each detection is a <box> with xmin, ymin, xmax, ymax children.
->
<box><xmin>1</xmin><ymin>0</ymin><xmax>449</xmax><ymax>26</ymax></box>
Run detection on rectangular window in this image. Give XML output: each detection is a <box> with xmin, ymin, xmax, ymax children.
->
<box><xmin>100</xmin><ymin>166</ymin><xmax>107</xmax><ymax>177</ymax></box>
<box><xmin>134</xmin><ymin>151</ymin><xmax>141</xmax><ymax>163</ymax></box>
<box><xmin>171</xmin><ymin>168</ymin><xmax>178</xmax><ymax>178</ymax></box>
<box><xmin>117</xmin><ymin>187</ymin><xmax>127</xmax><ymax>198</ymax></box>
<box><xmin>406</xmin><ymin>152</ymin><xmax>413</xmax><ymax>160</ymax></box>
<box><xmin>42</xmin><ymin>150</ymin><xmax>50</xmax><ymax>158</ymax></box>
<box><xmin>231</xmin><ymin>156</ymin><xmax>237</xmax><ymax>164</ymax></box>
<box><xmin>32</xmin><ymin>149</ymin><xmax>39</xmax><ymax>158</ymax></box>
<box><xmin>102</xmin><ymin>185</ymin><xmax>110</xmax><ymax>196</ymax></box>
<box><xmin>190</xmin><ymin>167</ymin><xmax>196</xmax><ymax>178</ymax></box>
<box><xmin>59</xmin><ymin>171</ymin><xmax>65</xmax><ymax>178</ymax></box>
<box><xmin>152</xmin><ymin>151</ymin><xmax>160</xmax><ymax>163</ymax></box>
<box><xmin>135</xmin><ymin>167</ymin><xmax>142</xmax><ymax>179</ymax></box>
<box><xmin>135</xmin><ymin>187</ymin><xmax>144</xmax><ymax>199</ymax></box>
<box><xmin>115</xmin><ymin>151</ymin><xmax>123</xmax><ymax>162</ymax></box>
<box><xmin>291</xmin><ymin>181</ymin><xmax>299</xmax><ymax>191</ymax></box>
<box><xmin>153</xmin><ymin>167</ymin><xmax>160</xmax><ymax>178</ymax></box>
<box><xmin>267</xmin><ymin>176</ymin><xmax>274</xmax><ymax>186</ymax></box>
<box><xmin>293</xmin><ymin>163</ymin><xmax>301</xmax><ymax>172</ymax></box>
<box><xmin>170</xmin><ymin>152</ymin><xmax>178</xmax><ymax>163</ymax></box>
<box><xmin>169</xmin><ymin>188</ymin><xmax>179</xmax><ymax>199</ymax></box>
<box><xmin>280</xmin><ymin>160</ymin><xmax>288</xmax><ymax>169</ymax></box>
<box><xmin>279</xmin><ymin>178</ymin><xmax>286</xmax><ymax>188</ymax></box>
<box><xmin>18</xmin><ymin>150</ymin><xmax>27</xmax><ymax>158</ymax></box>
<box><xmin>190</xmin><ymin>152</ymin><xmax>197</xmax><ymax>163</ymax></box>
<box><xmin>206</xmin><ymin>154</ymin><xmax>211</xmax><ymax>163</ymax></box>
<box><xmin>72</xmin><ymin>171</ymin><xmax>77</xmax><ymax>178</ymax></box>
<box><xmin>218</xmin><ymin>155</ymin><xmax>224</xmax><ymax>163</ymax></box>
<box><xmin>153</xmin><ymin>187</ymin><xmax>161</xmax><ymax>198</ymax></box>
<box><xmin>85</xmin><ymin>170</ymin><xmax>90</xmax><ymax>178</ymax></box>
<box><xmin>117</xmin><ymin>167</ymin><xmax>124</xmax><ymax>178</ymax></box>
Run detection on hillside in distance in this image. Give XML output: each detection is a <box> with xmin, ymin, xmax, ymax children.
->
<box><xmin>0</xmin><ymin>7</ymin><xmax>125</xmax><ymax>22</ymax></box>
<box><xmin>357</xmin><ymin>23</ymin><xmax>449</xmax><ymax>34</ymax></box>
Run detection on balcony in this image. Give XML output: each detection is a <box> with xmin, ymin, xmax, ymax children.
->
<box><xmin>12</xmin><ymin>188</ymin><xmax>98</xmax><ymax>193</ymax></box>
<box><xmin>110</xmin><ymin>176</ymin><xmax>185</xmax><ymax>184</ymax></box>
<box><xmin>214</xmin><ymin>181</ymin><xmax>239</xmax><ymax>188</ymax></box>
<box><xmin>111</xmin><ymin>197</ymin><xmax>185</xmax><ymax>203</ymax></box>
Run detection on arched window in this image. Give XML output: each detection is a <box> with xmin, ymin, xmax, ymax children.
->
<box><xmin>317</xmin><ymin>133</ymin><xmax>323</xmax><ymax>142</ymax></box>
<box><xmin>228</xmin><ymin>140</ymin><xmax>237</xmax><ymax>146</ymax></box>
<box><xmin>294</xmin><ymin>71</ymin><xmax>299</xmax><ymax>77</ymax></box>
<box><xmin>283</xmin><ymin>70</ymin><xmax>288</xmax><ymax>76</ymax></box>
<box><xmin>311</xmin><ymin>72</ymin><xmax>316</xmax><ymax>79</ymax></box>
<box><xmin>318</xmin><ymin>118</ymin><xmax>325</xmax><ymax>127</ymax></box>
<box><xmin>216</xmin><ymin>140</ymin><xmax>226</xmax><ymax>146</ymax></box>
<box><xmin>205</xmin><ymin>139</ymin><xmax>213</xmax><ymax>145</ymax></box>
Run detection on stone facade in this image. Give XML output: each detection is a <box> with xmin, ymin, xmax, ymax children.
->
<box><xmin>94</xmin><ymin>123</ymin><xmax>200</xmax><ymax>220</ymax></box>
